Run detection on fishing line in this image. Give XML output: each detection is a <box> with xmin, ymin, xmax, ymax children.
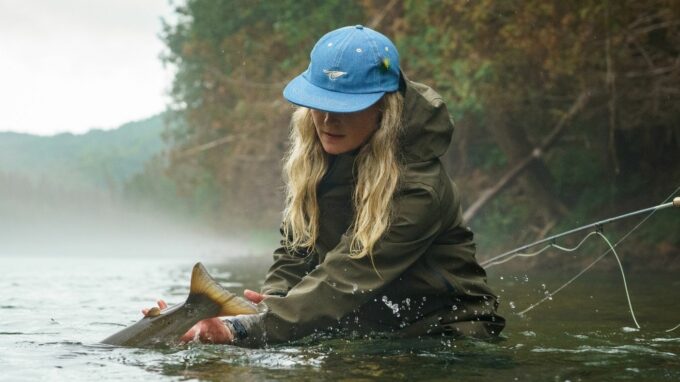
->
<box><xmin>481</xmin><ymin>192</ymin><xmax>679</xmax><ymax>268</ymax></box>
<box><xmin>513</xmin><ymin>231</ymin><xmax>640</xmax><ymax>329</ymax></box>
<box><xmin>489</xmin><ymin>184</ymin><xmax>680</xmax><ymax>330</ymax></box>
<box><xmin>483</xmin><ymin>231</ymin><xmax>600</xmax><ymax>268</ymax></box>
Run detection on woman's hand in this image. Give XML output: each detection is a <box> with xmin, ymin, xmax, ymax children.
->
<box><xmin>142</xmin><ymin>299</ymin><xmax>168</xmax><ymax>316</ymax></box>
<box><xmin>142</xmin><ymin>299</ymin><xmax>234</xmax><ymax>344</ymax></box>
<box><xmin>180</xmin><ymin>317</ymin><xmax>233</xmax><ymax>344</ymax></box>
<box><xmin>244</xmin><ymin>289</ymin><xmax>266</xmax><ymax>304</ymax></box>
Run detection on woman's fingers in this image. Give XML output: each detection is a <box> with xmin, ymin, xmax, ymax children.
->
<box><xmin>142</xmin><ymin>299</ymin><xmax>169</xmax><ymax>316</ymax></box>
<box><xmin>244</xmin><ymin>289</ymin><xmax>265</xmax><ymax>304</ymax></box>
<box><xmin>180</xmin><ymin>318</ymin><xmax>233</xmax><ymax>344</ymax></box>
<box><xmin>141</xmin><ymin>302</ymin><xmax>234</xmax><ymax>344</ymax></box>
<box><xmin>180</xmin><ymin>325</ymin><xmax>199</xmax><ymax>343</ymax></box>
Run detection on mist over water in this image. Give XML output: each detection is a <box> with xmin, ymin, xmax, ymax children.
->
<box><xmin>0</xmin><ymin>176</ymin><xmax>261</xmax><ymax>259</ymax></box>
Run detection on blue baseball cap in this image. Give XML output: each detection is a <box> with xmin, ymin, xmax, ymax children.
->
<box><xmin>283</xmin><ymin>25</ymin><xmax>400</xmax><ymax>113</ymax></box>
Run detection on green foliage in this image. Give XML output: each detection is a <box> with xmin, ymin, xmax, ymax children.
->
<box><xmin>151</xmin><ymin>0</ymin><xmax>680</xmax><ymax>260</ymax></box>
<box><xmin>0</xmin><ymin>115</ymin><xmax>165</xmax><ymax>191</ymax></box>
<box><xmin>467</xmin><ymin>142</ymin><xmax>507</xmax><ymax>171</ymax></box>
<box><xmin>399</xmin><ymin>0</ymin><xmax>680</xmax><ymax>252</ymax></box>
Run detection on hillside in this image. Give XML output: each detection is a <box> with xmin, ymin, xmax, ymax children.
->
<box><xmin>0</xmin><ymin>114</ymin><xmax>252</xmax><ymax>257</ymax></box>
<box><xmin>0</xmin><ymin>114</ymin><xmax>165</xmax><ymax>192</ymax></box>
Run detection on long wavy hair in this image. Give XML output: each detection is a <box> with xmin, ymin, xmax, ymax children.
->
<box><xmin>282</xmin><ymin>91</ymin><xmax>404</xmax><ymax>260</ymax></box>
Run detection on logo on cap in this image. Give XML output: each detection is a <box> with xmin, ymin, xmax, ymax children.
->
<box><xmin>323</xmin><ymin>69</ymin><xmax>347</xmax><ymax>80</ymax></box>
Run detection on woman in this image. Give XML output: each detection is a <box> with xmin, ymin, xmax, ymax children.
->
<box><xmin>147</xmin><ymin>25</ymin><xmax>504</xmax><ymax>346</ymax></box>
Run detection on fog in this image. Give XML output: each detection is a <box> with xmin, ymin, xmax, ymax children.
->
<box><xmin>0</xmin><ymin>174</ymin><xmax>267</xmax><ymax>259</ymax></box>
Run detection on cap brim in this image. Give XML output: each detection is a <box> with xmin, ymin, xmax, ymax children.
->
<box><xmin>283</xmin><ymin>74</ymin><xmax>384</xmax><ymax>113</ymax></box>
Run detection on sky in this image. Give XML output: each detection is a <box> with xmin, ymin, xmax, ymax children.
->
<box><xmin>0</xmin><ymin>0</ymin><xmax>176</xmax><ymax>136</ymax></box>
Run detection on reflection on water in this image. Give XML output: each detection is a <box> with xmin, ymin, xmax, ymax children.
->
<box><xmin>0</xmin><ymin>255</ymin><xmax>678</xmax><ymax>381</ymax></box>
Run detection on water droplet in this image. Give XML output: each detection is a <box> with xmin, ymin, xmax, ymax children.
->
<box><xmin>381</xmin><ymin>296</ymin><xmax>400</xmax><ymax>316</ymax></box>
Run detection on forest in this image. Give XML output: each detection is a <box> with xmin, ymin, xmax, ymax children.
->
<box><xmin>129</xmin><ymin>0</ymin><xmax>680</xmax><ymax>268</ymax></box>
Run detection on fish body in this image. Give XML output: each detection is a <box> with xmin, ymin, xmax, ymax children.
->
<box><xmin>101</xmin><ymin>262</ymin><xmax>257</xmax><ymax>347</ymax></box>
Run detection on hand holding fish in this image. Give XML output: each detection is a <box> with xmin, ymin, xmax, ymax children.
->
<box><xmin>179</xmin><ymin>316</ymin><xmax>233</xmax><ymax>344</ymax></box>
<box><xmin>102</xmin><ymin>263</ymin><xmax>257</xmax><ymax>347</ymax></box>
<box><xmin>174</xmin><ymin>287</ymin><xmax>267</xmax><ymax>344</ymax></box>
<box><xmin>171</xmin><ymin>289</ymin><xmax>265</xmax><ymax>344</ymax></box>
<box><xmin>244</xmin><ymin>289</ymin><xmax>266</xmax><ymax>304</ymax></box>
<box><xmin>142</xmin><ymin>298</ymin><xmax>234</xmax><ymax>344</ymax></box>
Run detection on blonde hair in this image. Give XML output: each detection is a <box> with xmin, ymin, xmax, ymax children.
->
<box><xmin>282</xmin><ymin>91</ymin><xmax>404</xmax><ymax>260</ymax></box>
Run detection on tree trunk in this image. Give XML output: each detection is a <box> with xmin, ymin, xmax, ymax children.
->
<box><xmin>487</xmin><ymin>102</ymin><xmax>568</xmax><ymax>221</ymax></box>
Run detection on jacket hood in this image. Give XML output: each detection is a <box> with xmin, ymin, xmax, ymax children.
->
<box><xmin>399</xmin><ymin>74</ymin><xmax>454</xmax><ymax>163</ymax></box>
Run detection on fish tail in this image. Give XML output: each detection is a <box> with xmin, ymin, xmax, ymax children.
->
<box><xmin>190</xmin><ymin>262</ymin><xmax>258</xmax><ymax>316</ymax></box>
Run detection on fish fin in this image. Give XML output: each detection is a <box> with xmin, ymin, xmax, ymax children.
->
<box><xmin>190</xmin><ymin>262</ymin><xmax>258</xmax><ymax>316</ymax></box>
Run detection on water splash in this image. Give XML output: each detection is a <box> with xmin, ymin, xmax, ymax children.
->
<box><xmin>381</xmin><ymin>296</ymin><xmax>400</xmax><ymax>317</ymax></box>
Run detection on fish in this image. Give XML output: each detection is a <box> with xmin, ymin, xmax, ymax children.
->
<box><xmin>101</xmin><ymin>262</ymin><xmax>257</xmax><ymax>347</ymax></box>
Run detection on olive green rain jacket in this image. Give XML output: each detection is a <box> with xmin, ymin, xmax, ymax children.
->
<box><xmin>230</xmin><ymin>78</ymin><xmax>505</xmax><ymax>347</ymax></box>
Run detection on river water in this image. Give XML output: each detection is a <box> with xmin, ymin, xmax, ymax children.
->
<box><xmin>1</xmin><ymin>254</ymin><xmax>679</xmax><ymax>381</ymax></box>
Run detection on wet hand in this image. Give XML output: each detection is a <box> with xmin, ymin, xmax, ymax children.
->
<box><xmin>180</xmin><ymin>317</ymin><xmax>233</xmax><ymax>344</ymax></box>
<box><xmin>244</xmin><ymin>289</ymin><xmax>266</xmax><ymax>304</ymax></box>
<box><xmin>142</xmin><ymin>299</ymin><xmax>168</xmax><ymax>316</ymax></box>
<box><xmin>142</xmin><ymin>299</ymin><xmax>233</xmax><ymax>344</ymax></box>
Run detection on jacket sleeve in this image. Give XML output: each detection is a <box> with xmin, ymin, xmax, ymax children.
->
<box><xmin>240</xmin><ymin>184</ymin><xmax>443</xmax><ymax>345</ymax></box>
<box><xmin>260</xmin><ymin>226</ymin><xmax>314</xmax><ymax>296</ymax></box>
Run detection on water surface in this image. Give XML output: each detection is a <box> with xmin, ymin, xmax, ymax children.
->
<box><xmin>1</xmin><ymin>255</ymin><xmax>678</xmax><ymax>381</ymax></box>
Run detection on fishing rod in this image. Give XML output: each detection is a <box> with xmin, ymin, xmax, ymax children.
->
<box><xmin>481</xmin><ymin>196</ymin><xmax>680</xmax><ymax>267</ymax></box>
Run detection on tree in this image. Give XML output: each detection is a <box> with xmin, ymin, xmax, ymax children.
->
<box><xmin>161</xmin><ymin>0</ymin><xmax>365</xmax><ymax>227</ymax></box>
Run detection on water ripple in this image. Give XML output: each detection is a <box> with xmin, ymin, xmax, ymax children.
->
<box><xmin>531</xmin><ymin>344</ymin><xmax>677</xmax><ymax>357</ymax></box>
